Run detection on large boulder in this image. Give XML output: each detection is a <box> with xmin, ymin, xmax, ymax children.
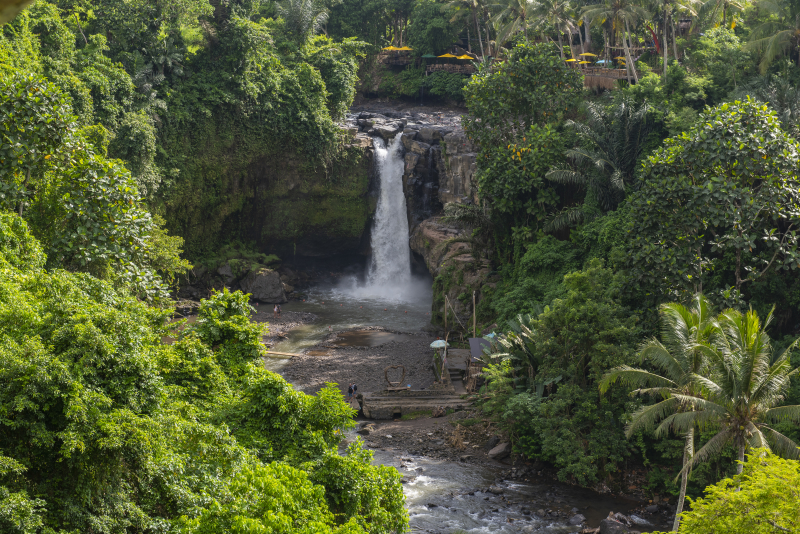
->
<box><xmin>487</xmin><ymin>442</ymin><xmax>512</xmax><ymax>460</ymax></box>
<box><xmin>239</xmin><ymin>267</ymin><xmax>286</xmax><ymax>303</ymax></box>
<box><xmin>599</xmin><ymin>518</ymin><xmax>630</xmax><ymax>534</ymax></box>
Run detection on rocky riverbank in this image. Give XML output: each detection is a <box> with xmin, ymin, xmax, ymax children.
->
<box><xmin>280</xmin><ymin>327</ymin><xmax>437</xmax><ymax>397</ymax></box>
<box><xmin>251</xmin><ymin>309</ymin><xmax>318</xmax><ymax>347</ymax></box>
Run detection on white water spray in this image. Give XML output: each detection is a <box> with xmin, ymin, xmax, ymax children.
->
<box><xmin>367</xmin><ymin>134</ymin><xmax>411</xmax><ymax>289</ymax></box>
<box><xmin>336</xmin><ymin>133</ymin><xmax>429</xmax><ymax>303</ymax></box>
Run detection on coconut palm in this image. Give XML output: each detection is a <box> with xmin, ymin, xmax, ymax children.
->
<box><xmin>674</xmin><ymin>308</ymin><xmax>800</xmax><ymax>479</ymax></box>
<box><xmin>745</xmin><ymin>0</ymin><xmax>800</xmax><ymax>74</ymax></box>
<box><xmin>699</xmin><ymin>0</ymin><xmax>747</xmax><ymax>28</ymax></box>
<box><xmin>530</xmin><ymin>0</ymin><xmax>578</xmax><ymax>59</ymax></box>
<box><xmin>277</xmin><ymin>0</ymin><xmax>329</xmax><ymax>43</ymax></box>
<box><xmin>599</xmin><ymin>295</ymin><xmax>717</xmax><ymax>532</ymax></box>
<box><xmin>446</xmin><ymin>0</ymin><xmax>487</xmax><ymax>57</ymax></box>
<box><xmin>582</xmin><ymin>0</ymin><xmax>650</xmax><ymax>82</ymax></box>
<box><xmin>544</xmin><ymin>96</ymin><xmax>650</xmax><ymax>232</ymax></box>
<box><xmin>492</xmin><ymin>0</ymin><xmax>536</xmax><ymax>43</ymax></box>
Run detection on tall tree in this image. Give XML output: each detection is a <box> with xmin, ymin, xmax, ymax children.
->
<box><xmin>446</xmin><ymin>0</ymin><xmax>487</xmax><ymax>57</ymax></box>
<box><xmin>599</xmin><ymin>295</ymin><xmax>716</xmax><ymax>532</ymax></box>
<box><xmin>676</xmin><ymin>308</ymin><xmax>800</xmax><ymax>476</ymax></box>
<box><xmin>545</xmin><ymin>95</ymin><xmax>650</xmax><ymax>231</ymax></box>
<box><xmin>583</xmin><ymin>0</ymin><xmax>649</xmax><ymax>83</ymax></box>
<box><xmin>278</xmin><ymin>0</ymin><xmax>329</xmax><ymax>43</ymax></box>
<box><xmin>492</xmin><ymin>0</ymin><xmax>536</xmax><ymax>43</ymax></box>
<box><xmin>531</xmin><ymin>0</ymin><xmax>578</xmax><ymax>59</ymax></box>
<box><xmin>746</xmin><ymin>0</ymin><xmax>800</xmax><ymax>73</ymax></box>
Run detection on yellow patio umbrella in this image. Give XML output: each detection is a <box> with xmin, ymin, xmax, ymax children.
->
<box><xmin>579</xmin><ymin>60</ymin><xmax>591</xmax><ymax>64</ymax></box>
<box><xmin>438</xmin><ymin>53</ymin><xmax>457</xmax><ymax>58</ymax></box>
<box><xmin>614</xmin><ymin>56</ymin><xmax>626</xmax><ymax>59</ymax></box>
<box><xmin>456</xmin><ymin>54</ymin><xmax>474</xmax><ymax>60</ymax></box>
<box><xmin>382</xmin><ymin>46</ymin><xmax>400</xmax><ymax>51</ymax></box>
<box><xmin>565</xmin><ymin>58</ymin><xmax>577</xmax><ymax>62</ymax></box>
<box><xmin>579</xmin><ymin>52</ymin><xmax>597</xmax><ymax>56</ymax></box>
<box><xmin>395</xmin><ymin>46</ymin><xmax>413</xmax><ymax>51</ymax></box>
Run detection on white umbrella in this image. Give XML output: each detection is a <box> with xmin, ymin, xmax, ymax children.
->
<box><xmin>430</xmin><ymin>340</ymin><xmax>449</xmax><ymax>349</ymax></box>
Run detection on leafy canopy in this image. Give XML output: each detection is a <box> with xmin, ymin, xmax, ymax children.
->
<box><xmin>628</xmin><ymin>98</ymin><xmax>800</xmax><ymax>302</ymax></box>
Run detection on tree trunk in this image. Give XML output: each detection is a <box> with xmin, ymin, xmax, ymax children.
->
<box><xmin>578</xmin><ymin>20</ymin><xmax>585</xmax><ymax>55</ymax></box>
<box><xmin>557</xmin><ymin>30</ymin><xmax>565</xmax><ymax>59</ymax></box>
<box><xmin>623</xmin><ymin>19</ymin><xmax>637</xmax><ymax>83</ymax></box>
<box><xmin>737</xmin><ymin>442</ymin><xmax>745</xmax><ymax>474</ymax></box>
<box><xmin>467</xmin><ymin>25</ymin><xmax>471</xmax><ymax>52</ymax></box>
<box><xmin>663</xmin><ymin>5</ymin><xmax>669</xmax><ymax>78</ymax></box>
<box><xmin>584</xmin><ymin>16</ymin><xmax>591</xmax><ymax>47</ymax></box>
<box><xmin>474</xmin><ymin>10</ymin><xmax>485</xmax><ymax>58</ymax></box>
<box><xmin>672</xmin><ymin>15</ymin><xmax>678</xmax><ymax>64</ymax></box>
<box><xmin>19</xmin><ymin>168</ymin><xmax>30</xmax><ymax>217</ymax></box>
<box><xmin>673</xmin><ymin>429</ymin><xmax>694</xmax><ymax>532</ymax></box>
<box><xmin>485</xmin><ymin>23</ymin><xmax>491</xmax><ymax>56</ymax></box>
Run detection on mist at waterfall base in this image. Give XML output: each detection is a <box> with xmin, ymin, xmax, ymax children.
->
<box><xmin>346</xmin><ymin>134</ymin><xmax>430</xmax><ymax>302</ymax></box>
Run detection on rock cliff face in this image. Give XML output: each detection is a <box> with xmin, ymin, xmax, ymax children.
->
<box><xmin>349</xmin><ymin>111</ymin><xmax>478</xmax><ymax>232</ymax></box>
<box><xmin>350</xmin><ymin>109</ymin><xmax>486</xmax><ymax>329</ymax></box>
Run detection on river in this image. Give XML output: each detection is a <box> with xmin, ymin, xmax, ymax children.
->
<box><xmin>264</xmin><ymin>284</ymin><xmax>669</xmax><ymax>534</ymax></box>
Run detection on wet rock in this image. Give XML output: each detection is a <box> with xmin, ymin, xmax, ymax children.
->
<box><xmin>629</xmin><ymin>514</ymin><xmax>652</xmax><ymax>526</ymax></box>
<box><xmin>218</xmin><ymin>263</ymin><xmax>236</xmax><ymax>285</ymax></box>
<box><xmin>569</xmin><ymin>514</ymin><xmax>586</xmax><ymax>526</ymax></box>
<box><xmin>484</xmin><ymin>435</ymin><xmax>500</xmax><ymax>451</ymax></box>
<box><xmin>459</xmin><ymin>455</ymin><xmax>472</xmax><ymax>462</ymax></box>
<box><xmin>599</xmin><ymin>518</ymin><xmax>631</xmax><ymax>534</ymax></box>
<box><xmin>645</xmin><ymin>504</ymin><xmax>659</xmax><ymax>514</ymax></box>
<box><xmin>488</xmin><ymin>485</ymin><xmax>503</xmax><ymax>494</ymax></box>
<box><xmin>536</xmin><ymin>509</ymin><xmax>545</xmax><ymax>517</ymax></box>
<box><xmin>372</xmin><ymin>122</ymin><xmax>403</xmax><ymax>141</ymax></box>
<box><xmin>240</xmin><ymin>268</ymin><xmax>286</xmax><ymax>303</ymax></box>
<box><xmin>356</xmin><ymin>426</ymin><xmax>373</xmax><ymax>435</ymax></box>
<box><xmin>488</xmin><ymin>442</ymin><xmax>512</xmax><ymax>460</ymax></box>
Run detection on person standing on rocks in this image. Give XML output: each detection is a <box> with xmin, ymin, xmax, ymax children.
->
<box><xmin>347</xmin><ymin>383</ymin><xmax>354</xmax><ymax>402</ymax></box>
<box><xmin>277</xmin><ymin>304</ymin><xmax>282</xmax><ymax>318</ymax></box>
<box><xmin>273</xmin><ymin>304</ymin><xmax>278</xmax><ymax>318</ymax></box>
<box><xmin>352</xmin><ymin>383</ymin><xmax>357</xmax><ymax>400</ymax></box>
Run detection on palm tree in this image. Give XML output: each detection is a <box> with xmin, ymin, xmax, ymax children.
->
<box><xmin>277</xmin><ymin>0</ymin><xmax>329</xmax><ymax>43</ymax></box>
<box><xmin>582</xmin><ymin>0</ymin><xmax>650</xmax><ymax>83</ymax></box>
<box><xmin>699</xmin><ymin>0</ymin><xmax>746</xmax><ymax>28</ymax></box>
<box><xmin>446</xmin><ymin>0</ymin><xmax>487</xmax><ymax>57</ymax></box>
<box><xmin>599</xmin><ymin>295</ymin><xmax>717</xmax><ymax>532</ymax></box>
<box><xmin>648</xmin><ymin>0</ymin><xmax>700</xmax><ymax>80</ymax></box>
<box><xmin>492</xmin><ymin>0</ymin><xmax>536</xmax><ymax>43</ymax></box>
<box><xmin>675</xmin><ymin>308</ymin><xmax>800</xmax><ymax>477</ymax></box>
<box><xmin>745</xmin><ymin>0</ymin><xmax>800</xmax><ymax>74</ymax></box>
<box><xmin>544</xmin><ymin>96</ymin><xmax>650</xmax><ymax>232</ymax></box>
<box><xmin>531</xmin><ymin>0</ymin><xmax>579</xmax><ymax>59</ymax></box>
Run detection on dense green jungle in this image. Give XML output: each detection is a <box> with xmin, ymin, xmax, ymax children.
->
<box><xmin>1</xmin><ymin>0</ymin><xmax>800</xmax><ymax>531</ymax></box>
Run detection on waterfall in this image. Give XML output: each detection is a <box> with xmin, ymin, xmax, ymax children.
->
<box><xmin>367</xmin><ymin>134</ymin><xmax>411</xmax><ymax>290</ymax></box>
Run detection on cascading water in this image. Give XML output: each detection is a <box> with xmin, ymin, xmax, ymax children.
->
<box><xmin>367</xmin><ymin>134</ymin><xmax>411</xmax><ymax>290</ymax></box>
<box><xmin>332</xmin><ymin>131</ymin><xmax>430</xmax><ymax>303</ymax></box>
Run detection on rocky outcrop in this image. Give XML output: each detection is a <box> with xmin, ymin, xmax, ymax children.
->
<box><xmin>239</xmin><ymin>267</ymin><xmax>287</xmax><ymax>303</ymax></box>
<box><xmin>439</xmin><ymin>131</ymin><xmax>478</xmax><ymax>205</ymax></box>
<box><xmin>350</xmin><ymin>110</ymin><xmax>478</xmax><ymax>234</ymax></box>
<box><xmin>409</xmin><ymin>217</ymin><xmax>492</xmax><ymax>325</ymax></box>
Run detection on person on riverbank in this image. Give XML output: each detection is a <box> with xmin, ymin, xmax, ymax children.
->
<box><xmin>273</xmin><ymin>305</ymin><xmax>278</xmax><ymax>318</ymax></box>
<box><xmin>277</xmin><ymin>304</ymin><xmax>282</xmax><ymax>318</ymax></box>
<box><xmin>347</xmin><ymin>383</ymin><xmax>354</xmax><ymax>402</ymax></box>
<box><xmin>352</xmin><ymin>383</ymin><xmax>357</xmax><ymax>400</ymax></box>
